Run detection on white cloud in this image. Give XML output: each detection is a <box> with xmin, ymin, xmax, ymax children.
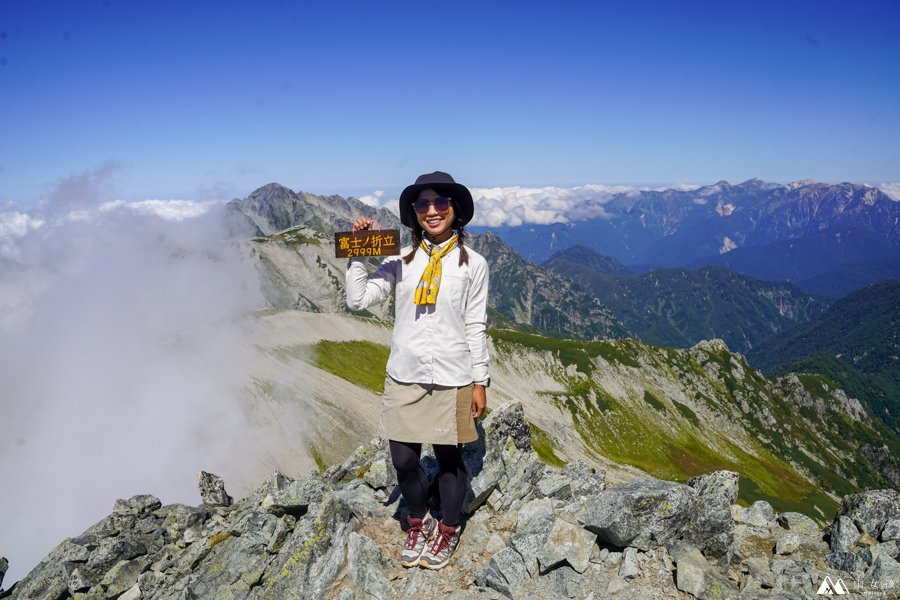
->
<box><xmin>663</xmin><ymin>183</ymin><xmax>704</xmax><ymax>192</ymax></box>
<box><xmin>469</xmin><ymin>184</ymin><xmax>633</xmax><ymax>227</ymax></box>
<box><xmin>384</xmin><ymin>200</ymin><xmax>401</xmax><ymax>217</ymax></box>
<box><xmin>0</xmin><ymin>211</ymin><xmax>45</xmax><ymax>257</ymax></box>
<box><xmin>877</xmin><ymin>182</ymin><xmax>900</xmax><ymax>201</ymax></box>
<box><xmin>99</xmin><ymin>199</ymin><xmax>215</xmax><ymax>220</ymax></box>
<box><xmin>407</xmin><ymin>182</ymin><xmax>707</xmax><ymax>227</ymax></box>
<box><xmin>0</xmin><ymin>167</ymin><xmax>271</xmax><ymax>584</ymax></box>
<box><xmin>357</xmin><ymin>190</ymin><xmax>385</xmax><ymax>208</ymax></box>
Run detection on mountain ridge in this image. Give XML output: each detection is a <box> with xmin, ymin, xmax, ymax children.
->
<box><xmin>544</xmin><ymin>244</ymin><xmax>830</xmax><ymax>353</ymax></box>
<box><xmin>469</xmin><ymin>179</ymin><xmax>900</xmax><ymax>297</ymax></box>
<box><xmin>4</xmin><ymin>402</ymin><xmax>899</xmax><ymax>600</ymax></box>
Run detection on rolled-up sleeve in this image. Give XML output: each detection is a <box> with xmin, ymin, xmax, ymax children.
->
<box><xmin>464</xmin><ymin>258</ymin><xmax>490</xmax><ymax>383</ymax></box>
<box><xmin>346</xmin><ymin>256</ymin><xmax>398</xmax><ymax>311</ymax></box>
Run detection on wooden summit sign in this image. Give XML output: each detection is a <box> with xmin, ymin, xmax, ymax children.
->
<box><xmin>334</xmin><ymin>229</ymin><xmax>401</xmax><ymax>258</ymax></box>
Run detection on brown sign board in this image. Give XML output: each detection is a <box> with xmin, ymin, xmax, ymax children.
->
<box><xmin>334</xmin><ymin>229</ymin><xmax>401</xmax><ymax>258</ymax></box>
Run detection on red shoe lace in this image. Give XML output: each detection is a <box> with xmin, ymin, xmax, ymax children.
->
<box><xmin>405</xmin><ymin>522</ymin><xmax>423</xmax><ymax>550</ymax></box>
<box><xmin>430</xmin><ymin>525</ymin><xmax>455</xmax><ymax>555</ymax></box>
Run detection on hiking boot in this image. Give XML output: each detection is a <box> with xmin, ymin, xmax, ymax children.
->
<box><xmin>419</xmin><ymin>520</ymin><xmax>461</xmax><ymax>570</ymax></box>
<box><xmin>400</xmin><ymin>511</ymin><xmax>437</xmax><ymax>568</ymax></box>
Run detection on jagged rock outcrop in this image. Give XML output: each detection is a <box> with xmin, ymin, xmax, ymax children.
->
<box><xmin>5</xmin><ymin>402</ymin><xmax>900</xmax><ymax>600</ymax></box>
<box><xmin>227</xmin><ymin>183</ymin><xmax>401</xmax><ymax>239</ymax></box>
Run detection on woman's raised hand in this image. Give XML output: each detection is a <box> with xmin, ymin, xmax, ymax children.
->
<box><xmin>351</xmin><ymin>217</ymin><xmax>374</xmax><ymax>233</ymax></box>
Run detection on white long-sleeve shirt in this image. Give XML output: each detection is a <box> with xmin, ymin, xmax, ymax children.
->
<box><xmin>346</xmin><ymin>237</ymin><xmax>490</xmax><ymax>387</ymax></box>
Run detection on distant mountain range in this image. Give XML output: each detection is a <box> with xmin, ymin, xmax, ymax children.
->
<box><xmin>544</xmin><ymin>245</ymin><xmax>830</xmax><ymax>353</ymax></box>
<box><xmin>471</xmin><ymin>179</ymin><xmax>900</xmax><ymax>297</ymax></box>
<box><xmin>748</xmin><ymin>279</ymin><xmax>900</xmax><ymax>434</ymax></box>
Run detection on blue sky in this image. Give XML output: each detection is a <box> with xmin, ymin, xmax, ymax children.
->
<box><xmin>1</xmin><ymin>0</ymin><xmax>899</xmax><ymax>207</ymax></box>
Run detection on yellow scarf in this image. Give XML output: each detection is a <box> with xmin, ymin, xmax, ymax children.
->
<box><xmin>414</xmin><ymin>236</ymin><xmax>458</xmax><ymax>305</ymax></box>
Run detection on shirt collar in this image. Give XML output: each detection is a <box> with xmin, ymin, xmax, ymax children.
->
<box><xmin>423</xmin><ymin>235</ymin><xmax>457</xmax><ymax>251</ymax></box>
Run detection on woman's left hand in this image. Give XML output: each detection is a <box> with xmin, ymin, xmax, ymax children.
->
<box><xmin>472</xmin><ymin>385</ymin><xmax>487</xmax><ymax>419</ymax></box>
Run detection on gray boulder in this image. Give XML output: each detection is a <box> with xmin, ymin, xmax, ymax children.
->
<box><xmin>510</xmin><ymin>496</ymin><xmax>557</xmax><ymax>575</ymax></box>
<box><xmin>881</xmin><ymin>518</ymin><xmax>900</xmax><ymax>542</ymax></box>
<box><xmin>347</xmin><ymin>532</ymin><xmax>393</xmax><ymax>600</ymax></box>
<box><xmin>829</xmin><ymin>515</ymin><xmax>859</xmax><ymax>553</ymax></box>
<box><xmin>776</xmin><ymin>512</ymin><xmax>819</xmax><ymax>537</ymax></box>
<box><xmin>362</xmin><ymin>458</ymin><xmax>391</xmax><ymax>490</ymax></box>
<box><xmin>515</xmin><ymin>497</ymin><xmax>555</xmax><ymax>534</ymax></box>
<box><xmin>618</xmin><ymin>547</ymin><xmax>641</xmax><ymax>580</ymax></box>
<box><xmin>260</xmin><ymin>472</ymin><xmax>329</xmax><ymax>517</ymax></box>
<box><xmin>825</xmin><ymin>550</ymin><xmax>868</xmax><ymax>574</ymax></box>
<box><xmin>258</xmin><ymin>493</ymin><xmax>353</xmax><ymax>599</ymax></box>
<box><xmin>508</xmin><ymin>531</ymin><xmax>548</xmax><ymax>579</ymax></box>
<box><xmin>743</xmin><ymin>556</ymin><xmax>776</xmax><ymax>589</ymax></box>
<box><xmin>466</xmin><ymin>402</ymin><xmax>539</xmax><ymax>513</ymax></box>
<box><xmin>833</xmin><ymin>489</ymin><xmax>900</xmax><ymax>539</ymax></box>
<box><xmin>114</xmin><ymin>494</ymin><xmax>163</xmax><ymax>519</ymax></box>
<box><xmin>670</xmin><ymin>541</ymin><xmax>738</xmax><ymax>600</ymax></box>
<box><xmin>685</xmin><ymin>470</ymin><xmax>738</xmax><ymax>556</ymax></box>
<box><xmin>550</xmin><ymin>565</ymin><xmax>583</xmax><ymax>598</ymax></box>
<box><xmin>747</xmin><ymin>501</ymin><xmax>774</xmax><ymax>527</ymax></box>
<box><xmin>475</xmin><ymin>547</ymin><xmax>531</xmax><ymax>599</ymax></box>
<box><xmin>481</xmin><ymin>401</ymin><xmax>531</xmax><ymax>452</ymax></box>
<box><xmin>324</xmin><ymin>438</ymin><xmax>390</xmax><ymax>486</ymax></box>
<box><xmin>775</xmin><ymin>533</ymin><xmax>801</xmax><ymax>556</ymax></box>
<box><xmin>867</xmin><ymin>552</ymin><xmax>900</xmax><ymax>585</ymax></box>
<box><xmin>0</xmin><ymin>556</ymin><xmax>7</xmax><ymax>590</ymax></box>
<box><xmin>579</xmin><ymin>478</ymin><xmax>697</xmax><ymax>550</ymax></box>
<box><xmin>197</xmin><ymin>471</ymin><xmax>232</xmax><ymax>507</ymax></box>
<box><xmin>536</xmin><ymin>518</ymin><xmax>596</xmax><ymax>574</ymax></box>
<box><xmin>267</xmin><ymin>514</ymin><xmax>297</xmax><ymax>554</ymax></box>
<box><xmin>561</xmin><ymin>461</ymin><xmax>606</xmax><ymax>498</ymax></box>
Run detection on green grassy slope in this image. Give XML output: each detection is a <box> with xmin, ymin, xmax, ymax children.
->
<box><xmin>296</xmin><ymin>328</ymin><xmax>899</xmax><ymax>522</ymax></box>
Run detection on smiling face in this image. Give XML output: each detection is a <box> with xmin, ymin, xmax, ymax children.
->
<box><xmin>415</xmin><ymin>188</ymin><xmax>456</xmax><ymax>243</ymax></box>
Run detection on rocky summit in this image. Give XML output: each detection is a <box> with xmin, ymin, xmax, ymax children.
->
<box><xmin>3</xmin><ymin>403</ymin><xmax>900</xmax><ymax>600</ymax></box>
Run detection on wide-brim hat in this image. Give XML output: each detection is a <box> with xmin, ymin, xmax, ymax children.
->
<box><xmin>399</xmin><ymin>171</ymin><xmax>474</xmax><ymax>228</ymax></box>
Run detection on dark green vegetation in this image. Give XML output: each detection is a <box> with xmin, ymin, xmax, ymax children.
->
<box><xmin>545</xmin><ymin>246</ymin><xmax>830</xmax><ymax>354</ymax></box>
<box><xmin>490</xmin><ymin>328</ymin><xmax>900</xmax><ymax>522</ymax></box>
<box><xmin>469</xmin><ymin>233</ymin><xmax>629</xmax><ymax>341</ymax></box>
<box><xmin>308</xmin><ymin>340</ymin><xmax>390</xmax><ymax>393</ymax></box>
<box><xmin>749</xmin><ymin>280</ymin><xmax>900</xmax><ymax>433</ymax></box>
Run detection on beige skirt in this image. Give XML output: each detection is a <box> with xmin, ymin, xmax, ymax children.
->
<box><xmin>381</xmin><ymin>376</ymin><xmax>478</xmax><ymax>445</ymax></box>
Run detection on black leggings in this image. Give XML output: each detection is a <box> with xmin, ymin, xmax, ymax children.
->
<box><xmin>390</xmin><ymin>440</ymin><xmax>467</xmax><ymax>526</ymax></box>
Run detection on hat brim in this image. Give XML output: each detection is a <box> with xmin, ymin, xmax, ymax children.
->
<box><xmin>399</xmin><ymin>182</ymin><xmax>474</xmax><ymax>228</ymax></box>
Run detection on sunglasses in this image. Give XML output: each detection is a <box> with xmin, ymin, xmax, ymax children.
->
<box><xmin>412</xmin><ymin>197</ymin><xmax>452</xmax><ymax>214</ymax></box>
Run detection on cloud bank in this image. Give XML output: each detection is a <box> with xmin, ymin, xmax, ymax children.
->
<box><xmin>0</xmin><ymin>170</ymin><xmax>273</xmax><ymax>584</ymax></box>
<box><xmin>357</xmin><ymin>190</ymin><xmax>385</xmax><ymax>208</ymax></box>
<box><xmin>372</xmin><ymin>183</ymin><xmax>705</xmax><ymax>228</ymax></box>
<box><xmin>878</xmin><ymin>182</ymin><xmax>900</xmax><ymax>201</ymax></box>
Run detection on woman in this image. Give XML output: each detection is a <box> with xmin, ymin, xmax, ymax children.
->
<box><xmin>346</xmin><ymin>171</ymin><xmax>490</xmax><ymax>570</ymax></box>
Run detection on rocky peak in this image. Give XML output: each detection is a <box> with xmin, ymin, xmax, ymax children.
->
<box><xmin>5</xmin><ymin>401</ymin><xmax>899</xmax><ymax>600</ymax></box>
<box><xmin>778</xmin><ymin>373</ymin><xmax>869</xmax><ymax>423</ymax></box>
<box><xmin>785</xmin><ymin>179</ymin><xmax>819</xmax><ymax>190</ymax></box>
<box><xmin>228</xmin><ymin>183</ymin><xmax>402</xmax><ymax>239</ymax></box>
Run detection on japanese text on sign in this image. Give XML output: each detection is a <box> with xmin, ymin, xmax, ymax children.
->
<box><xmin>334</xmin><ymin>229</ymin><xmax>401</xmax><ymax>258</ymax></box>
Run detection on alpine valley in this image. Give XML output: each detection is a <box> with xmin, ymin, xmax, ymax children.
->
<box><xmin>5</xmin><ymin>179</ymin><xmax>900</xmax><ymax>599</ymax></box>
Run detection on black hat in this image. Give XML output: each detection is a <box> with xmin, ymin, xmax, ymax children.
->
<box><xmin>399</xmin><ymin>171</ymin><xmax>474</xmax><ymax>228</ymax></box>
